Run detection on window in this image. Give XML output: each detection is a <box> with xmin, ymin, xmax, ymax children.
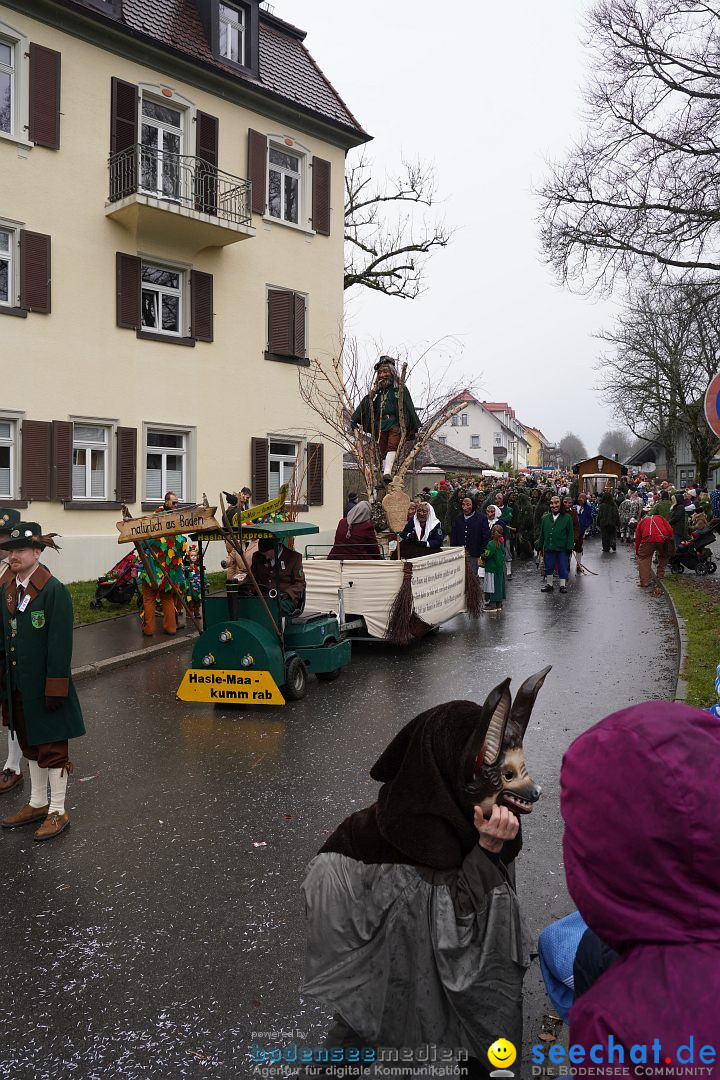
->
<box><xmin>461</xmin><ymin>413</ymin><xmax>468</xmax><ymax>426</ymax></box>
<box><xmin>0</xmin><ymin>38</ymin><xmax>13</xmax><ymax>135</ymax></box>
<box><xmin>266</xmin><ymin>288</ymin><xmax>307</xmax><ymax>360</ymax></box>
<box><xmin>140</xmin><ymin>97</ymin><xmax>183</xmax><ymax>199</ymax></box>
<box><xmin>471</xmin><ymin>435</ymin><xmax>480</xmax><ymax>448</ymax></box>
<box><xmin>145</xmin><ymin>429</ymin><xmax>187</xmax><ymax>501</ymax></box>
<box><xmin>268</xmin><ymin>145</ymin><xmax>301</xmax><ymax>225</ymax></box>
<box><xmin>269</xmin><ymin>440</ymin><xmax>299</xmax><ymax>499</ymax></box>
<box><xmin>72</xmin><ymin>424</ymin><xmax>108</xmax><ymax>500</ymax></box>
<box><xmin>141</xmin><ymin>263</ymin><xmax>183</xmax><ymax>336</ymax></box>
<box><xmin>219</xmin><ymin>3</ymin><xmax>245</xmax><ymax>65</ymax></box>
<box><xmin>451</xmin><ymin>416</ymin><xmax>459</xmax><ymax>427</ymax></box>
<box><xmin>0</xmin><ymin>418</ymin><xmax>15</xmax><ymax>497</ymax></box>
<box><xmin>0</xmin><ymin>227</ymin><xmax>12</xmax><ymax>305</ymax></box>
<box><xmin>437</xmin><ymin>435</ymin><xmax>447</xmax><ymax>444</ymax></box>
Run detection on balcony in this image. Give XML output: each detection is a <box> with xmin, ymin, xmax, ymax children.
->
<box><xmin>106</xmin><ymin>145</ymin><xmax>255</xmax><ymax>253</ymax></box>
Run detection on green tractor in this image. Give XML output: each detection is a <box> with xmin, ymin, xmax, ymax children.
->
<box><xmin>177</xmin><ymin>522</ymin><xmax>351</xmax><ymax>705</ymax></box>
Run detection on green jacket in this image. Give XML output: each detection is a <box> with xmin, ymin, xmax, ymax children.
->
<box><xmin>0</xmin><ymin>565</ymin><xmax>85</xmax><ymax>746</ymax></box>
<box><xmin>350</xmin><ymin>384</ymin><xmax>421</xmax><ymax>435</ymax></box>
<box><xmin>480</xmin><ymin>539</ymin><xmax>506</xmax><ymax>574</ymax></box>
<box><xmin>536</xmin><ymin>512</ymin><xmax>575</xmax><ymax>553</ymax></box>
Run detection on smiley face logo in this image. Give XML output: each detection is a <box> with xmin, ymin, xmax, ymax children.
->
<box><xmin>488</xmin><ymin>1039</ymin><xmax>517</xmax><ymax>1070</ymax></box>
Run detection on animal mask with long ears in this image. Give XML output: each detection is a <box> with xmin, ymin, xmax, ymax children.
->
<box><xmin>463</xmin><ymin>666</ymin><xmax>551</xmax><ymax>818</ymax></box>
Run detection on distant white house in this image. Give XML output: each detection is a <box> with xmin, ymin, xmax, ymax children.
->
<box><xmin>480</xmin><ymin>402</ymin><xmax>531</xmax><ymax>470</ymax></box>
<box><xmin>435</xmin><ymin>393</ymin><xmax>531</xmax><ymax>470</ymax></box>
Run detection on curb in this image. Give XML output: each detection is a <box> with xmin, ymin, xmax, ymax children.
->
<box><xmin>658</xmin><ymin>579</ymin><xmax>689</xmax><ymax>703</ymax></box>
<box><xmin>72</xmin><ymin>632</ymin><xmax>193</xmax><ymax>683</ymax></box>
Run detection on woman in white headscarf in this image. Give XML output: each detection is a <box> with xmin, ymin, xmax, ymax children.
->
<box><xmin>398</xmin><ymin>501</ymin><xmax>445</xmax><ymax>558</ymax></box>
<box><xmin>328</xmin><ymin>500</ymin><xmax>382</xmax><ymax>560</ymax></box>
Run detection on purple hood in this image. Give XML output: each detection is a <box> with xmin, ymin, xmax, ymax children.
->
<box><xmin>561</xmin><ymin>702</ymin><xmax>720</xmax><ymax>1063</ymax></box>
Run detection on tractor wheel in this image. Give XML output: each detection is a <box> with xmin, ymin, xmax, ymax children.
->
<box><xmin>284</xmin><ymin>656</ymin><xmax>308</xmax><ymax>701</ymax></box>
<box><xmin>316</xmin><ymin>668</ymin><xmax>341</xmax><ymax>682</ymax></box>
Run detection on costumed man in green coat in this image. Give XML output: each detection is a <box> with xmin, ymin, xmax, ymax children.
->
<box><xmin>536</xmin><ymin>495</ymin><xmax>575</xmax><ymax>594</ymax></box>
<box><xmin>350</xmin><ymin>356</ymin><xmax>421</xmax><ymax>482</ymax></box>
<box><xmin>0</xmin><ymin>522</ymin><xmax>85</xmax><ymax>841</ymax></box>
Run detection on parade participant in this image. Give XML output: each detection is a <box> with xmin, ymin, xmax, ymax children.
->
<box><xmin>495</xmin><ymin>492</ymin><xmax>515</xmax><ymax>578</ymax></box>
<box><xmin>711</xmin><ymin>483</ymin><xmax>720</xmax><ymax>520</ymax></box>
<box><xmin>596</xmin><ymin>489</ymin><xmax>620</xmax><ymax>552</ymax></box>
<box><xmin>634</xmin><ymin>510</ymin><xmax>674</xmax><ymax>588</ymax></box>
<box><xmin>350</xmin><ymin>356</ymin><xmax>421</xmax><ymax>481</ymax></box>
<box><xmin>221</xmin><ymin>539</ymin><xmax>259</xmax><ymax>619</ymax></box>
<box><xmin>537</xmin><ymin>495</ymin><xmax>575</xmax><ymax>593</ymax></box>
<box><xmin>138</xmin><ymin>492</ymin><xmax>188</xmax><ymax>636</ymax></box>
<box><xmin>328</xmin><ymin>501</ymin><xmax>382</xmax><ymax>560</ymax></box>
<box><xmin>223</xmin><ymin>486</ymin><xmax>252</xmax><ymax>510</ymax></box>
<box><xmin>343</xmin><ymin>491</ymin><xmax>358</xmax><ymax>517</ymax></box>
<box><xmin>560</xmin><ymin>703</ymin><xmax>720</xmax><ymax>1067</ymax></box>
<box><xmin>0</xmin><ymin>508</ymin><xmax>23</xmax><ymax>795</ymax></box>
<box><xmin>0</xmin><ymin>522</ymin><xmax>84</xmax><ymax>841</ymax></box>
<box><xmin>574</xmin><ymin>492</ymin><xmax>593</xmax><ymax>539</ymax></box>
<box><xmin>300</xmin><ymin>674</ymin><xmax>548</xmax><ymax>1078</ymax></box>
<box><xmin>480</xmin><ymin>524</ymin><xmax>507</xmax><ymax>613</ymax></box>
<box><xmin>450</xmin><ymin>497</ymin><xmax>490</xmax><ymax>575</ymax></box>
<box><xmin>250</xmin><ymin>538</ymin><xmax>305</xmax><ymax>615</ymax></box>
<box><xmin>184</xmin><ymin>545</ymin><xmax>202</xmax><ymax>621</ymax></box>
<box><xmin>562</xmin><ymin>496</ymin><xmax>582</xmax><ymax>573</ymax></box>
<box><xmin>399</xmin><ymin>501</ymin><xmax>444</xmax><ymax>558</ymax></box>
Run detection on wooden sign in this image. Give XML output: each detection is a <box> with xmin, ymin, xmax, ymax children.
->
<box><xmin>116</xmin><ymin>505</ymin><xmax>220</xmax><ymax>544</ymax></box>
<box><xmin>233</xmin><ymin>485</ymin><xmax>289</xmax><ymax>525</ymax></box>
<box><xmin>176</xmin><ymin>668</ymin><xmax>285</xmax><ymax>705</ymax></box>
<box><xmin>383</xmin><ymin>488</ymin><xmax>412</xmax><ymax>532</ymax></box>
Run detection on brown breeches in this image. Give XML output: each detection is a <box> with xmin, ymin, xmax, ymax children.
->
<box><xmin>2</xmin><ymin>691</ymin><xmax>69</xmax><ymax>768</ymax></box>
<box><xmin>637</xmin><ymin>540</ymin><xmax>673</xmax><ymax>587</ymax></box>
<box><xmin>378</xmin><ymin>428</ymin><xmax>402</xmax><ymax>457</ymax></box>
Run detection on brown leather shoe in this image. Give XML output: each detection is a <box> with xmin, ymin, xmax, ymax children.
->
<box><xmin>2</xmin><ymin>802</ymin><xmax>49</xmax><ymax>829</ymax></box>
<box><xmin>34</xmin><ymin>810</ymin><xmax>70</xmax><ymax>842</ymax></box>
<box><xmin>0</xmin><ymin>768</ymin><xmax>23</xmax><ymax>795</ymax></box>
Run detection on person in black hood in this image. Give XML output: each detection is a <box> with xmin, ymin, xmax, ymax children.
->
<box><xmin>300</xmin><ymin>671</ymin><xmax>549</xmax><ymax>1080</ymax></box>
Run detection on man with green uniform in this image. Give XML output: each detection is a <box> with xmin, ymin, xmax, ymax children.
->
<box><xmin>536</xmin><ymin>495</ymin><xmax>575</xmax><ymax>594</ymax></box>
<box><xmin>350</xmin><ymin>356</ymin><xmax>421</xmax><ymax>481</ymax></box>
<box><xmin>0</xmin><ymin>522</ymin><xmax>85</xmax><ymax>841</ymax></box>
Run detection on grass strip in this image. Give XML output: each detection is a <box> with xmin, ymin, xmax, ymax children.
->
<box><xmin>67</xmin><ymin>572</ymin><xmax>226</xmax><ymax>628</ymax></box>
<box><xmin>664</xmin><ymin>576</ymin><xmax>720</xmax><ymax>708</ymax></box>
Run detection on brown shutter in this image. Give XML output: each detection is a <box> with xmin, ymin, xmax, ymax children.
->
<box><xmin>110</xmin><ymin>77</ymin><xmax>138</xmax><ymax>156</ymax></box>
<box><xmin>248</xmin><ymin>129</ymin><xmax>267</xmax><ymax>215</ymax></box>
<box><xmin>251</xmin><ymin>437</ymin><xmax>269</xmax><ymax>503</ymax></box>
<box><xmin>51</xmin><ymin>420</ymin><xmax>72</xmax><ymax>501</ymax></box>
<box><xmin>311</xmin><ymin>157</ymin><xmax>331</xmax><ymax>236</ymax></box>
<box><xmin>195</xmin><ymin>111</ymin><xmax>218</xmax><ymax>215</ymax></box>
<box><xmin>293</xmin><ymin>293</ymin><xmax>306</xmax><ymax>358</ymax></box>
<box><xmin>19</xmin><ymin>231</ymin><xmax>51</xmax><ymax>313</ymax></box>
<box><xmin>116</xmin><ymin>252</ymin><xmax>141</xmax><ymax>329</ymax></box>
<box><xmin>267</xmin><ymin>289</ymin><xmax>293</xmax><ymax>355</ymax></box>
<box><xmin>116</xmin><ymin>426</ymin><xmax>137</xmax><ymax>503</ymax></box>
<box><xmin>306</xmin><ymin>442</ymin><xmax>324</xmax><ymax>506</ymax></box>
<box><xmin>20</xmin><ymin>420</ymin><xmax>52</xmax><ymax>500</ymax></box>
<box><xmin>29</xmin><ymin>44</ymin><xmax>61</xmax><ymax>150</ymax></box>
<box><xmin>191</xmin><ymin>270</ymin><xmax>214</xmax><ymax>342</ymax></box>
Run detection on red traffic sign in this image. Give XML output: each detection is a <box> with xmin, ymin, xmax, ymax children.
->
<box><xmin>704</xmin><ymin>372</ymin><xmax>720</xmax><ymax>439</ymax></box>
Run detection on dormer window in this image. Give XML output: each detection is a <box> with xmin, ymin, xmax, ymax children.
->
<box><xmin>219</xmin><ymin>4</ymin><xmax>245</xmax><ymax>66</ymax></box>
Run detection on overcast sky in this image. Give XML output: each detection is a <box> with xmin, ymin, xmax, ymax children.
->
<box><xmin>273</xmin><ymin>0</ymin><xmax>617</xmax><ymax>454</ymax></box>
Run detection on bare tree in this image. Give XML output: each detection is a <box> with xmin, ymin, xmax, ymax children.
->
<box><xmin>298</xmin><ymin>337</ymin><xmax>478</xmax><ymax>496</ymax></box>
<box><xmin>597</xmin><ymin>283</ymin><xmax>720</xmax><ymax>482</ymax></box>
<box><xmin>558</xmin><ymin>433</ymin><xmax>588</xmax><ymax>467</ymax></box>
<box><xmin>344</xmin><ymin>150</ymin><xmax>452</xmax><ymax>299</ymax></box>
<box><xmin>598</xmin><ymin>428</ymin><xmax>633</xmax><ymax>461</ymax></box>
<box><xmin>539</xmin><ymin>0</ymin><xmax>720</xmax><ymax>290</ymax></box>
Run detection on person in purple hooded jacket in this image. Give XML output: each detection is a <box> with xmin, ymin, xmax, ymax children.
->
<box><xmin>559</xmin><ymin>703</ymin><xmax>720</xmax><ymax>1075</ymax></box>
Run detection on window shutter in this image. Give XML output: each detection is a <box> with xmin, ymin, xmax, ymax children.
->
<box><xmin>51</xmin><ymin>420</ymin><xmax>72</xmax><ymax>501</ymax></box>
<box><xmin>110</xmin><ymin>77</ymin><xmax>138</xmax><ymax>156</ymax></box>
<box><xmin>267</xmin><ymin>289</ymin><xmax>294</xmax><ymax>355</ymax></box>
<box><xmin>191</xmin><ymin>270</ymin><xmax>214</xmax><ymax>342</ymax></box>
<box><xmin>20</xmin><ymin>420</ymin><xmax>52</xmax><ymax>500</ymax></box>
<box><xmin>311</xmin><ymin>157</ymin><xmax>331</xmax><ymax>236</ymax></box>
<box><xmin>19</xmin><ymin>231</ymin><xmax>51</xmax><ymax>313</ymax></box>
<box><xmin>293</xmin><ymin>293</ymin><xmax>306</xmax><ymax>358</ymax></box>
<box><xmin>306</xmin><ymin>442</ymin><xmax>324</xmax><ymax>506</ymax></box>
<box><xmin>248</xmin><ymin>129</ymin><xmax>267</xmax><ymax>215</ymax></box>
<box><xmin>29</xmin><ymin>44</ymin><xmax>61</xmax><ymax>150</ymax></box>
<box><xmin>251</xmin><ymin>437</ymin><xmax>269</xmax><ymax>503</ymax></box>
<box><xmin>116</xmin><ymin>252</ymin><xmax>141</xmax><ymax>329</ymax></box>
<box><xmin>195</xmin><ymin>111</ymin><xmax>219</xmax><ymax>215</ymax></box>
<box><xmin>116</xmin><ymin>426</ymin><xmax>137</xmax><ymax>503</ymax></box>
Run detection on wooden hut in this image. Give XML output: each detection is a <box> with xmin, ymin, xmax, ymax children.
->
<box><xmin>573</xmin><ymin>455</ymin><xmax>628</xmax><ymax>494</ymax></box>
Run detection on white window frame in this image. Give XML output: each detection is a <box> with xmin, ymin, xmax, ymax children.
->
<box><xmin>266</xmin><ymin>434</ymin><xmax>306</xmax><ymax>503</ymax></box>
<box><xmin>460</xmin><ymin>413</ymin><xmax>468</xmax><ymax>426</ymax></box>
<box><xmin>219</xmin><ymin>3</ymin><xmax>246</xmax><ymax>66</ymax></box>
<box><xmin>451</xmin><ymin>416</ymin><xmax>459</xmax><ymax>427</ymax></box>
<box><xmin>0</xmin><ymin>413</ymin><xmax>18</xmax><ymax>499</ymax></box>
<box><xmin>436</xmin><ymin>435</ymin><xmax>447</xmax><ymax>444</ymax></box>
<box><xmin>0</xmin><ymin>22</ymin><xmax>30</xmax><ymax>148</ymax></box>
<box><xmin>143</xmin><ymin>424</ymin><xmax>194</xmax><ymax>503</ymax></box>
<box><xmin>265</xmin><ymin>135</ymin><xmax>311</xmax><ymax>232</ymax></box>
<box><xmin>137</xmin><ymin>86</ymin><xmax>195</xmax><ymax>203</ymax></box>
<box><xmin>470</xmin><ymin>435</ymin><xmax>480</xmax><ymax>448</ymax></box>
<box><xmin>71</xmin><ymin>421</ymin><xmax>111</xmax><ymax>501</ymax></box>
<box><xmin>140</xmin><ymin>260</ymin><xmax>186</xmax><ymax>338</ymax></box>
<box><xmin>0</xmin><ymin>219</ymin><xmax>20</xmax><ymax>308</ymax></box>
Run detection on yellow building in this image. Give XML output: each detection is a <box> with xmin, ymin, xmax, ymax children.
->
<box><xmin>523</xmin><ymin>425</ymin><xmax>557</xmax><ymax>469</ymax></box>
<box><xmin>0</xmin><ymin>0</ymin><xmax>368</xmax><ymax>577</ymax></box>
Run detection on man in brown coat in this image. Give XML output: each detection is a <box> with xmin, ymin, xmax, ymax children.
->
<box><xmin>250</xmin><ymin>538</ymin><xmax>305</xmax><ymax>615</ymax></box>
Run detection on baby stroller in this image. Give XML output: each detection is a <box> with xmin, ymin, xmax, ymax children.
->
<box><xmin>668</xmin><ymin>520</ymin><xmax>720</xmax><ymax>576</ymax></box>
<box><xmin>90</xmin><ymin>550</ymin><xmax>141</xmax><ymax>609</ymax></box>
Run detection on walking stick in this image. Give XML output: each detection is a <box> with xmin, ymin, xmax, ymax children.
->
<box><xmin>219</xmin><ymin>493</ymin><xmax>283</xmax><ymax>644</ymax></box>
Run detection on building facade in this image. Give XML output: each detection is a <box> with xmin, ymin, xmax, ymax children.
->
<box><xmin>479</xmin><ymin>402</ymin><xmax>530</xmax><ymax>471</ymax></box>
<box><xmin>434</xmin><ymin>392</ymin><xmax>509</xmax><ymax>468</ymax></box>
<box><xmin>0</xmin><ymin>0</ymin><xmax>367</xmax><ymax>577</ymax></box>
<box><xmin>524</xmin><ymin>425</ymin><xmax>559</xmax><ymax>469</ymax></box>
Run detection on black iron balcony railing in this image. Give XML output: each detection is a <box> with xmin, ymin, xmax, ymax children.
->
<box><xmin>108</xmin><ymin>145</ymin><xmax>252</xmax><ymax>227</ymax></box>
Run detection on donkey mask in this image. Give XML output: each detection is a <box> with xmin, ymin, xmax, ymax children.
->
<box><xmin>463</xmin><ymin>666</ymin><xmax>551</xmax><ymax>818</ymax></box>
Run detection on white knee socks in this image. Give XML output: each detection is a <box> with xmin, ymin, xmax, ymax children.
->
<box><xmin>48</xmin><ymin>768</ymin><xmax>68</xmax><ymax>816</ymax></box>
<box><xmin>4</xmin><ymin>730</ymin><xmax>22</xmax><ymax>774</ymax></box>
<box><xmin>28</xmin><ymin>760</ymin><xmax>49</xmax><ymax>808</ymax></box>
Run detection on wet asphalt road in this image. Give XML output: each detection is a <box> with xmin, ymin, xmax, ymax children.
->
<box><xmin>1</xmin><ymin>538</ymin><xmax>677</xmax><ymax>1079</ymax></box>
